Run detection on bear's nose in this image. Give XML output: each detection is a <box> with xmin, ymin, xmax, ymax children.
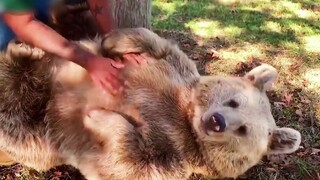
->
<box><xmin>204</xmin><ymin>112</ymin><xmax>226</xmax><ymax>133</ymax></box>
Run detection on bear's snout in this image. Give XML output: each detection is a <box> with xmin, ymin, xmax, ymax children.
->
<box><xmin>202</xmin><ymin>112</ymin><xmax>226</xmax><ymax>134</ymax></box>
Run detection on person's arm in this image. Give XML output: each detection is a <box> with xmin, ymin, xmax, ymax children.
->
<box><xmin>3</xmin><ymin>11</ymin><xmax>123</xmax><ymax>93</ymax></box>
<box><xmin>3</xmin><ymin>11</ymin><xmax>93</xmax><ymax>67</ymax></box>
<box><xmin>86</xmin><ymin>0</ymin><xmax>115</xmax><ymax>34</ymax></box>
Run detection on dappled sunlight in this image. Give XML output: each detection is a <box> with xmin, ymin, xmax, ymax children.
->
<box><xmin>215</xmin><ymin>0</ymin><xmax>266</xmax><ymax>5</ymax></box>
<box><xmin>185</xmin><ymin>19</ymin><xmax>243</xmax><ymax>38</ymax></box>
<box><xmin>271</xmin><ymin>55</ymin><xmax>295</xmax><ymax>69</ymax></box>
<box><xmin>288</xmin><ymin>21</ymin><xmax>318</xmax><ymax>36</ymax></box>
<box><xmin>261</xmin><ymin>21</ymin><xmax>282</xmax><ymax>33</ymax></box>
<box><xmin>259</xmin><ymin>0</ymin><xmax>305</xmax><ymax>18</ymax></box>
<box><xmin>279</xmin><ymin>0</ymin><xmax>302</xmax><ymax>13</ymax></box>
<box><xmin>220</xmin><ymin>44</ymin><xmax>265</xmax><ymax>61</ymax></box>
<box><xmin>293</xmin><ymin>9</ymin><xmax>317</xmax><ymax>19</ymax></box>
<box><xmin>152</xmin><ymin>0</ymin><xmax>184</xmax><ymax>25</ymax></box>
<box><xmin>224</xmin><ymin>25</ymin><xmax>244</xmax><ymax>37</ymax></box>
<box><xmin>185</xmin><ymin>19</ymin><xmax>220</xmax><ymax>38</ymax></box>
<box><xmin>302</xmin><ymin>35</ymin><xmax>320</xmax><ymax>53</ymax></box>
<box><xmin>152</xmin><ymin>1</ymin><xmax>181</xmax><ymax>15</ymax></box>
<box><xmin>287</xmin><ymin>23</ymin><xmax>304</xmax><ymax>34</ymax></box>
<box><xmin>208</xmin><ymin>43</ymin><xmax>266</xmax><ymax>75</ymax></box>
<box><xmin>279</xmin><ymin>41</ymin><xmax>300</xmax><ymax>51</ymax></box>
<box><xmin>304</xmin><ymin>68</ymin><xmax>320</xmax><ymax>91</ymax></box>
<box><xmin>185</xmin><ymin>20</ymin><xmax>219</xmax><ymax>38</ymax></box>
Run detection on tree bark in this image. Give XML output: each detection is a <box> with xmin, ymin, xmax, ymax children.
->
<box><xmin>111</xmin><ymin>0</ymin><xmax>152</xmax><ymax>30</ymax></box>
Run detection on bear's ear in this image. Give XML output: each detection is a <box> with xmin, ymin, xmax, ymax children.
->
<box><xmin>244</xmin><ymin>64</ymin><xmax>278</xmax><ymax>92</ymax></box>
<box><xmin>267</xmin><ymin>127</ymin><xmax>301</xmax><ymax>155</ymax></box>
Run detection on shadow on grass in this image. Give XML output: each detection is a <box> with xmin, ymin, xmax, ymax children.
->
<box><xmin>152</xmin><ymin>0</ymin><xmax>320</xmax><ymax>63</ymax></box>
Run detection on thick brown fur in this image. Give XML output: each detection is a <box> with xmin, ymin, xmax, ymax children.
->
<box><xmin>0</xmin><ymin>28</ymin><xmax>301</xmax><ymax>180</ymax></box>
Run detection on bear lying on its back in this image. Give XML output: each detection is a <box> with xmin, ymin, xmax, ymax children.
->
<box><xmin>0</xmin><ymin>28</ymin><xmax>301</xmax><ymax>180</ymax></box>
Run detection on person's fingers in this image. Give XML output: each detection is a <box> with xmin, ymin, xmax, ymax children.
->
<box><xmin>103</xmin><ymin>73</ymin><xmax>124</xmax><ymax>94</ymax></box>
<box><xmin>123</xmin><ymin>54</ymin><xmax>140</xmax><ymax>67</ymax></box>
<box><xmin>123</xmin><ymin>53</ymin><xmax>148</xmax><ymax>66</ymax></box>
<box><xmin>134</xmin><ymin>54</ymin><xmax>147</xmax><ymax>64</ymax></box>
<box><xmin>108</xmin><ymin>66</ymin><xmax>121</xmax><ymax>77</ymax></box>
<box><xmin>140</xmin><ymin>53</ymin><xmax>150</xmax><ymax>64</ymax></box>
<box><xmin>91</xmin><ymin>75</ymin><xmax>103</xmax><ymax>90</ymax></box>
<box><xmin>99</xmin><ymin>79</ymin><xmax>116</xmax><ymax>95</ymax></box>
<box><xmin>111</xmin><ymin>60</ymin><xmax>125</xmax><ymax>69</ymax></box>
<box><xmin>110</xmin><ymin>75</ymin><xmax>124</xmax><ymax>90</ymax></box>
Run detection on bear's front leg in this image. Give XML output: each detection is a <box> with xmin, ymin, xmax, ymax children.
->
<box><xmin>77</xmin><ymin>108</ymin><xmax>139</xmax><ymax>180</ymax></box>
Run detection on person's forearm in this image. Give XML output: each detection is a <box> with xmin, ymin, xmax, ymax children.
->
<box><xmin>87</xmin><ymin>0</ymin><xmax>115</xmax><ymax>34</ymax></box>
<box><xmin>3</xmin><ymin>12</ymin><xmax>94</xmax><ymax>68</ymax></box>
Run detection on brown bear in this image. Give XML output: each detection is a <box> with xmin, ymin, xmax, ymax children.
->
<box><xmin>0</xmin><ymin>28</ymin><xmax>301</xmax><ymax>180</ymax></box>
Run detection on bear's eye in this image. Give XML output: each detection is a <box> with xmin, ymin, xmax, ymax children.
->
<box><xmin>225</xmin><ymin>99</ymin><xmax>239</xmax><ymax>108</ymax></box>
<box><xmin>236</xmin><ymin>125</ymin><xmax>247</xmax><ymax>136</ymax></box>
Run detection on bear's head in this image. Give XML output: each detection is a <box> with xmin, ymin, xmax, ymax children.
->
<box><xmin>191</xmin><ymin>64</ymin><xmax>301</xmax><ymax>178</ymax></box>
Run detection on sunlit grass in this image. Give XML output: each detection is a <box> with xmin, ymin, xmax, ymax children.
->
<box><xmin>208</xmin><ymin>43</ymin><xmax>267</xmax><ymax>74</ymax></box>
<box><xmin>185</xmin><ymin>19</ymin><xmax>244</xmax><ymax>38</ymax></box>
<box><xmin>303</xmin><ymin>35</ymin><xmax>320</xmax><ymax>53</ymax></box>
<box><xmin>294</xmin><ymin>9</ymin><xmax>317</xmax><ymax>19</ymax></box>
<box><xmin>152</xmin><ymin>1</ymin><xmax>181</xmax><ymax>15</ymax></box>
<box><xmin>152</xmin><ymin>0</ymin><xmax>319</xmax><ymax>59</ymax></box>
<box><xmin>304</xmin><ymin>68</ymin><xmax>320</xmax><ymax>90</ymax></box>
<box><xmin>152</xmin><ymin>0</ymin><xmax>320</xmax><ymax>89</ymax></box>
<box><xmin>261</xmin><ymin>21</ymin><xmax>282</xmax><ymax>33</ymax></box>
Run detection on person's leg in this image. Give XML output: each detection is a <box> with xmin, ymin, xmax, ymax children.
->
<box><xmin>0</xmin><ymin>18</ymin><xmax>16</xmax><ymax>51</ymax></box>
<box><xmin>65</xmin><ymin>0</ymin><xmax>87</xmax><ymax>5</ymax></box>
<box><xmin>34</xmin><ymin>0</ymin><xmax>53</xmax><ymax>24</ymax></box>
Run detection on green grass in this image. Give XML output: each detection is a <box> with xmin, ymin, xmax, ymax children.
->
<box><xmin>152</xmin><ymin>0</ymin><xmax>320</xmax><ymax>96</ymax></box>
<box><xmin>152</xmin><ymin>0</ymin><xmax>320</xmax><ymax>63</ymax></box>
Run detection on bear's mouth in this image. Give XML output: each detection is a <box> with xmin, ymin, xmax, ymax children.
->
<box><xmin>202</xmin><ymin>112</ymin><xmax>226</xmax><ymax>134</ymax></box>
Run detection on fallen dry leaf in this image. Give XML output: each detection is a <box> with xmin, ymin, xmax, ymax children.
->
<box><xmin>190</xmin><ymin>53</ymin><xmax>201</xmax><ymax>60</ymax></box>
<box><xmin>311</xmin><ymin>148</ymin><xmax>320</xmax><ymax>155</ymax></box>
<box><xmin>295</xmin><ymin>109</ymin><xmax>303</xmax><ymax>117</ymax></box>
<box><xmin>310</xmin><ymin>4</ymin><xmax>320</xmax><ymax>12</ymax></box>
<box><xmin>302</xmin><ymin>78</ymin><xmax>309</xmax><ymax>87</ymax></box>
<box><xmin>6</xmin><ymin>175</ymin><xmax>13</xmax><ymax>180</ymax></box>
<box><xmin>267</xmin><ymin>154</ymin><xmax>293</xmax><ymax>167</ymax></box>
<box><xmin>183</xmin><ymin>43</ymin><xmax>191</xmax><ymax>49</ymax></box>
<box><xmin>296</xmin><ymin>151</ymin><xmax>307</xmax><ymax>157</ymax></box>
<box><xmin>300</xmin><ymin>96</ymin><xmax>311</xmax><ymax>104</ymax></box>
<box><xmin>265</xmin><ymin>167</ymin><xmax>277</xmax><ymax>172</ymax></box>
<box><xmin>288</xmin><ymin>61</ymin><xmax>302</xmax><ymax>72</ymax></box>
<box><xmin>282</xmin><ymin>93</ymin><xmax>293</xmax><ymax>106</ymax></box>
<box><xmin>14</xmin><ymin>172</ymin><xmax>21</xmax><ymax>177</ymax></box>
<box><xmin>274</xmin><ymin>101</ymin><xmax>286</xmax><ymax>108</ymax></box>
<box><xmin>207</xmin><ymin>48</ymin><xmax>220</xmax><ymax>59</ymax></box>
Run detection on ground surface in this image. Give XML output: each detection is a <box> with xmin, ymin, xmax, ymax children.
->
<box><xmin>1</xmin><ymin>0</ymin><xmax>320</xmax><ymax>179</ymax></box>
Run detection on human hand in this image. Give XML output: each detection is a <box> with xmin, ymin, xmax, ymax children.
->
<box><xmin>122</xmin><ymin>53</ymin><xmax>148</xmax><ymax>67</ymax></box>
<box><xmin>86</xmin><ymin>56</ymin><xmax>125</xmax><ymax>95</ymax></box>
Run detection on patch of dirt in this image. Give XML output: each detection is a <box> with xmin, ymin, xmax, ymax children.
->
<box><xmin>154</xmin><ymin>29</ymin><xmax>224</xmax><ymax>76</ymax></box>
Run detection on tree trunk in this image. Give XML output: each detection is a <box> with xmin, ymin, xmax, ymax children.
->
<box><xmin>111</xmin><ymin>0</ymin><xmax>152</xmax><ymax>30</ymax></box>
